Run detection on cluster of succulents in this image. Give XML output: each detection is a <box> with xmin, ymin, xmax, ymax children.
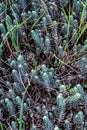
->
<box><xmin>31</xmin><ymin>64</ymin><xmax>61</xmax><ymax>90</ymax></box>
<box><xmin>0</xmin><ymin>0</ymin><xmax>87</xmax><ymax>59</ymax></box>
<box><xmin>0</xmin><ymin>57</ymin><xmax>87</xmax><ymax>129</ymax></box>
<box><xmin>0</xmin><ymin>0</ymin><xmax>87</xmax><ymax>130</ymax></box>
<box><xmin>0</xmin><ymin>55</ymin><xmax>30</xmax><ymax>128</ymax></box>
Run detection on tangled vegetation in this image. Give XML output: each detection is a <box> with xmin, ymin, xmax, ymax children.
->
<box><xmin>0</xmin><ymin>0</ymin><xmax>87</xmax><ymax>130</ymax></box>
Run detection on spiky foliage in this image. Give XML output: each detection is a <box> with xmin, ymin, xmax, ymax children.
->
<box><xmin>31</xmin><ymin>64</ymin><xmax>61</xmax><ymax>89</ymax></box>
<box><xmin>0</xmin><ymin>0</ymin><xmax>87</xmax><ymax>130</ymax></box>
<box><xmin>57</xmin><ymin>94</ymin><xmax>66</xmax><ymax>124</ymax></box>
<box><xmin>43</xmin><ymin>115</ymin><xmax>53</xmax><ymax>130</ymax></box>
<box><xmin>0</xmin><ymin>55</ymin><xmax>87</xmax><ymax>129</ymax></box>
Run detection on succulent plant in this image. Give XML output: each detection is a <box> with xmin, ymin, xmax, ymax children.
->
<box><xmin>57</xmin><ymin>94</ymin><xmax>66</xmax><ymax>123</ymax></box>
<box><xmin>43</xmin><ymin>115</ymin><xmax>53</xmax><ymax>130</ymax></box>
<box><xmin>0</xmin><ymin>0</ymin><xmax>87</xmax><ymax>130</ymax></box>
<box><xmin>31</xmin><ymin>64</ymin><xmax>61</xmax><ymax>89</ymax></box>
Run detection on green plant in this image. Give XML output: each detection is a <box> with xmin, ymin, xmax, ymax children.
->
<box><xmin>0</xmin><ymin>0</ymin><xmax>87</xmax><ymax>130</ymax></box>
